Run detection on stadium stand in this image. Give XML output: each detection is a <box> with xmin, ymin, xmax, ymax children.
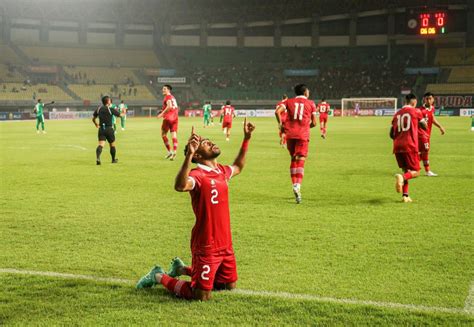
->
<box><xmin>0</xmin><ymin>64</ymin><xmax>26</xmax><ymax>82</ymax></box>
<box><xmin>68</xmin><ymin>84</ymin><xmax>156</xmax><ymax>101</ymax></box>
<box><xmin>0</xmin><ymin>44</ymin><xmax>23</xmax><ymax>64</ymax></box>
<box><xmin>20</xmin><ymin>45</ymin><xmax>160</xmax><ymax>67</ymax></box>
<box><xmin>172</xmin><ymin>46</ymin><xmax>423</xmax><ymax>100</ymax></box>
<box><xmin>425</xmin><ymin>83</ymin><xmax>474</xmax><ymax>94</ymax></box>
<box><xmin>0</xmin><ymin>83</ymin><xmax>73</xmax><ymax>101</ymax></box>
<box><xmin>63</xmin><ymin>66</ymin><xmax>140</xmax><ymax>84</ymax></box>
<box><xmin>434</xmin><ymin>48</ymin><xmax>474</xmax><ymax>66</ymax></box>
<box><xmin>448</xmin><ymin>66</ymin><xmax>474</xmax><ymax>83</ymax></box>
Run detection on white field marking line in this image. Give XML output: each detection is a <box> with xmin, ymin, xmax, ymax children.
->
<box><xmin>55</xmin><ymin>144</ymin><xmax>87</xmax><ymax>150</ymax></box>
<box><xmin>0</xmin><ymin>268</ymin><xmax>471</xmax><ymax>316</ymax></box>
<box><xmin>464</xmin><ymin>280</ymin><xmax>474</xmax><ymax>314</ymax></box>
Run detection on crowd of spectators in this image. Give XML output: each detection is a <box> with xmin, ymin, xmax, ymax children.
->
<box><xmin>175</xmin><ymin>46</ymin><xmax>427</xmax><ymax>100</ymax></box>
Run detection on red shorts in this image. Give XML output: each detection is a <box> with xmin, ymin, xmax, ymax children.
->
<box><xmin>418</xmin><ymin>137</ymin><xmax>430</xmax><ymax>153</ymax></box>
<box><xmin>286</xmin><ymin>139</ymin><xmax>309</xmax><ymax>157</ymax></box>
<box><xmin>395</xmin><ymin>152</ymin><xmax>420</xmax><ymax>171</ymax></box>
<box><xmin>162</xmin><ymin>119</ymin><xmax>178</xmax><ymax>133</ymax></box>
<box><xmin>191</xmin><ymin>248</ymin><xmax>238</xmax><ymax>291</ymax></box>
<box><xmin>319</xmin><ymin>114</ymin><xmax>328</xmax><ymax>124</ymax></box>
<box><xmin>222</xmin><ymin>121</ymin><xmax>232</xmax><ymax>129</ymax></box>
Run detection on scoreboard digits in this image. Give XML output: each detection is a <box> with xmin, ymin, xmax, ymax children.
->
<box><xmin>407</xmin><ymin>8</ymin><xmax>447</xmax><ymax>36</ymax></box>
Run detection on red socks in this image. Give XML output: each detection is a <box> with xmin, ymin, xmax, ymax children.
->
<box><xmin>403</xmin><ymin>172</ymin><xmax>414</xmax><ymax>180</ymax></box>
<box><xmin>290</xmin><ymin>160</ymin><xmax>306</xmax><ymax>185</ymax></box>
<box><xmin>172</xmin><ymin>137</ymin><xmax>178</xmax><ymax>152</ymax></box>
<box><xmin>294</xmin><ymin>160</ymin><xmax>305</xmax><ymax>184</ymax></box>
<box><xmin>420</xmin><ymin>152</ymin><xmax>430</xmax><ymax>171</ymax></box>
<box><xmin>290</xmin><ymin>161</ymin><xmax>297</xmax><ymax>184</ymax></box>
<box><xmin>162</xmin><ymin>136</ymin><xmax>171</xmax><ymax>152</ymax></box>
<box><xmin>402</xmin><ymin>181</ymin><xmax>409</xmax><ymax>195</ymax></box>
<box><xmin>160</xmin><ymin>274</ymin><xmax>193</xmax><ymax>300</ymax></box>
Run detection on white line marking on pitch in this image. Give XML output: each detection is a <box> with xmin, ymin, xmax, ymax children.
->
<box><xmin>464</xmin><ymin>280</ymin><xmax>474</xmax><ymax>314</ymax></box>
<box><xmin>0</xmin><ymin>268</ymin><xmax>471</xmax><ymax>316</ymax></box>
<box><xmin>55</xmin><ymin>144</ymin><xmax>87</xmax><ymax>150</ymax></box>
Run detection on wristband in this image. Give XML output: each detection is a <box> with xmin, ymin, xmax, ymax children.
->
<box><xmin>241</xmin><ymin>139</ymin><xmax>249</xmax><ymax>151</ymax></box>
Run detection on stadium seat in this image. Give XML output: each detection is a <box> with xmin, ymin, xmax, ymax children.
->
<box><xmin>0</xmin><ymin>83</ymin><xmax>73</xmax><ymax>101</ymax></box>
<box><xmin>68</xmin><ymin>84</ymin><xmax>157</xmax><ymax>102</ymax></box>
<box><xmin>448</xmin><ymin>66</ymin><xmax>474</xmax><ymax>83</ymax></box>
<box><xmin>63</xmin><ymin>66</ymin><xmax>140</xmax><ymax>84</ymax></box>
<box><xmin>425</xmin><ymin>83</ymin><xmax>474</xmax><ymax>94</ymax></box>
<box><xmin>20</xmin><ymin>45</ymin><xmax>160</xmax><ymax>67</ymax></box>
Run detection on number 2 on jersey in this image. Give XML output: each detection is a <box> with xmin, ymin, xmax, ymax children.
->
<box><xmin>211</xmin><ymin>189</ymin><xmax>219</xmax><ymax>204</ymax></box>
<box><xmin>294</xmin><ymin>103</ymin><xmax>304</xmax><ymax>121</ymax></box>
<box><xmin>397</xmin><ymin>113</ymin><xmax>411</xmax><ymax>132</ymax></box>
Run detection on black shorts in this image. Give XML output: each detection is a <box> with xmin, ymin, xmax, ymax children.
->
<box><xmin>98</xmin><ymin>127</ymin><xmax>115</xmax><ymax>143</ymax></box>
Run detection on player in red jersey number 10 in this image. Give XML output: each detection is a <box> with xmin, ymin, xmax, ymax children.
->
<box><xmin>390</xmin><ymin>93</ymin><xmax>427</xmax><ymax>203</ymax></box>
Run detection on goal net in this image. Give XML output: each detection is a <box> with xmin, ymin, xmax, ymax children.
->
<box><xmin>341</xmin><ymin>98</ymin><xmax>398</xmax><ymax>117</ymax></box>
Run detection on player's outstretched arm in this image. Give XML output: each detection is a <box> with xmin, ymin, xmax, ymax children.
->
<box><xmin>231</xmin><ymin>118</ymin><xmax>255</xmax><ymax>177</ymax></box>
<box><xmin>433</xmin><ymin>117</ymin><xmax>446</xmax><ymax>135</ymax></box>
<box><xmin>175</xmin><ymin>127</ymin><xmax>200</xmax><ymax>192</ymax></box>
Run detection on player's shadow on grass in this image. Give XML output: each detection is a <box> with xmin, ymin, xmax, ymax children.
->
<box><xmin>362</xmin><ymin>197</ymin><xmax>395</xmax><ymax>205</ymax></box>
<box><xmin>131</xmin><ymin>287</ymin><xmax>188</xmax><ymax>303</ymax></box>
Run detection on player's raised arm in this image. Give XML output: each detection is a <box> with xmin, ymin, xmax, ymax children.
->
<box><xmin>175</xmin><ymin>127</ymin><xmax>200</xmax><ymax>192</ymax></box>
<box><xmin>231</xmin><ymin>117</ymin><xmax>255</xmax><ymax>177</ymax></box>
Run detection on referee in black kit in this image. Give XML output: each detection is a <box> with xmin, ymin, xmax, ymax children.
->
<box><xmin>92</xmin><ymin>96</ymin><xmax>124</xmax><ymax>165</ymax></box>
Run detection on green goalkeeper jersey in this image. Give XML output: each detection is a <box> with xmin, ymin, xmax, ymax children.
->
<box><xmin>111</xmin><ymin>104</ymin><xmax>118</xmax><ymax>124</ymax></box>
<box><xmin>35</xmin><ymin>103</ymin><xmax>44</xmax><ymax>117</ymax></box>
<box><xmin>203</xmin><ymin>104</ymin><xmax>212</xmax><ymax>116</ymax></box>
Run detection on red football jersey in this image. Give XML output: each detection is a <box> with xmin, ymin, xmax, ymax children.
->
<box><xmin>276</xmin><ymin>100</ymin><xmax>287</xmax><ymax>123</ymax></box>
<box><xmin>418</xmin><ymin>105</ymin><xmax>435</xmax><ymax>138</ymax></box>
<box><xmin>162</xmin><ymin>94</ymin><xmax>178</xmax><ymax>121</ymax></box>
<box><xmin>317</xmin><ymin>102</ymin><xmax>330</xmax><ymax>115</ymax></box>
<box><xmin>221</xmin><ymin>105</ymin><xmax>235</xmax><ymax>123</ymax></box>
<box><xmin>392</xmin><ymin>106</ymin><xmax>423</xmax><ymax>153</ymax></box>
<box><xmin>188</xmin><ymin>163</ymin><xmax>234</xmax><ymax>255</ymax></box>
<box><xmin>282</xmin><ymin>96</ymin><xmax>317</xmax><ymax>141</ymax></box>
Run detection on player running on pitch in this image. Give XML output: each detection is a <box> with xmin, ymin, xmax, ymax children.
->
<box><xmin>118</xmin><ymin>100</ymin><xmax>128</xmax><ymax>131</ymax></box>
<box><xmin>275</xmin><ymin>84</ymin><xmax>318</xmax><ymax>204</ymax></box>
<box><xmin>390</xmin><ymin>93</ymin><xmax>427</xmax><ymax>202</ymax></box>
<box><xmin>202</xmin><ymin>101</ymin><xmax>212</xmax><ymax>128</ymax></box>
<box><xmin>317</xmin><ymin>98</ymin><xmax>330</xmax><ymax>139</ymax></box>
<box><xmin>33</xmin><ymin>99</ymin><xmax>53</xmax><ymax>133</ymax></box>
<box><xmin>417</xmin><ymin>92</ymin><xmax>446</xmax><ymax>176</ymax></box>
<box><xmin>275</xmin><ymin>94</ymin><xmax>288</xmax><ymax>147</ymax></box>
<box><xmin>220</xmin><ymin>100</ymin><xmax>236</xmax><ymax>141</ymax></box>
<box><xmin>157</xmin><ymin>85</ymin><xmax>179</xmax><ymax>160</ymax></box>
<box><xmin>92</xmin><ymin>96</ymin><xmax>124</xmax><ymax>165</ymax></box>
<box><xmin>136</xmin><ymin>119</ymin><xmax>256</xmax><ymax>301</ymax></box>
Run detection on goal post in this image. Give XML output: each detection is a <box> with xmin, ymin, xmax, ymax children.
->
<box><xmin>341</xmin><ymin>98</ymin><xmax>398</xmax><ymax>117</ymax></box>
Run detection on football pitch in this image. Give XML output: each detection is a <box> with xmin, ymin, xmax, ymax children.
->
<box><xmin>1</xmin><ymin>117</ymin><xmax>473</xmax><ymax>325</ymax></box>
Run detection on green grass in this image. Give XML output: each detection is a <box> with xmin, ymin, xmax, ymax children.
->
<box><xmin>1</xmin><ymin>117</ymin><xmax>473</xmax><ymax>325</ymax></box>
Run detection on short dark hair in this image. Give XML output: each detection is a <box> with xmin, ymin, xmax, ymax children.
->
<box><xmin>423</xmin><ymin>92</ymin><xmax>434</xmax><ymax>98</ymax></box>
<box><xmin>164</xmin><ymin>84</ymin><xmax>172</xmax><ymax>91</ymax></box>
<box><xmin>37</xmin><ymin>99</ymin><xmax>42</xmax><ymax>103</ymax></box>
<box><xmin>405</xmin><ymin>93</ymin><xmax>417</xmax><ymax>102</ymax></box>
<box><xmin>282</xmin><ymin>94</ymin><xmax>288</xmax><ymax>100</ymax></box>
<box><xmin>184</xmin><ymin>144</ymin><xmax>197</xmax><ymax>163</ymax></box>
<box><xmin>294</xmin><ymin>84</ymin><xmax>308</xmax><ymax>96</ymax></box>
<box><xmin>226</xmin><ymin>100</ymin><xmax>231</xmax><ymax>105</ymax></box>
<box><xmin>101</xmin><ymin>95</ymin><xmax>110</xmax><ymax>105</ymax></box>
<box><xmin>121</xmin><ymin>100</ymin><xmax>124</xmax><ymax>103</ymax></box>
<box><xmin>321</xmin><ymin>98</ymin><xmax>326</xmax><ymax>101</ymax></box>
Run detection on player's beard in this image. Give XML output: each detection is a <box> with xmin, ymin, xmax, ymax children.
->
<box><xmin>209</xmin><ymin>146</ymin><xmax>221</xmax><ymax>159</ymax></box>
